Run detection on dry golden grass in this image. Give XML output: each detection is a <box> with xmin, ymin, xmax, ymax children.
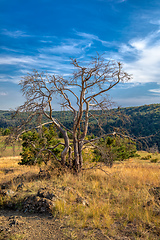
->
<box><xmin>0</xmin><ymin>156</ymin><xmax>40</xmax><ymax>184</ymax></box>
<box><xmin>0</xmin><ymin>156</ymin><xmax>21</xmax><ymax>168</ymax></box>
<box><xmin>0</xmin><ymin>152</ymin><xmax>160</xmax><ymax>239</ymax></box>
<box><xmin>0</xmin><ymin>136</ymin><xmax>22</xmax><ymax>158</ymax></box>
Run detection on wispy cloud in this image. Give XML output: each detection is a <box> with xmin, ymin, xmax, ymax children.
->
<box><xmin>1</xmin><ymin>46</ymin><xmax>21</xmax><ymax>53</ymax></box>
<box><xmin>1</xmin><ymin>25</ymin><xmax>160</xmax><ymax>90</ymax></box>
<box><xmin>0</xmin><ymin>56</ymin><xmax>36</xmax><ymax>65</ymax></box>
<box><xmin>97</xmin><ymin>0</ymin><xmax>127</xmax><ymax>3</ymax></box>
<box><xmin>150</xmin><ymin>19</ymin><xmax>160</xmax><ymax>25</ymax></box>
<box><xmin>75</xmin><ymin>31</ymin><xmax>112</xmax><ymax>47</ymax></box>
<box><xmin>41</xmin><ymin>37</ymin><xmax>93</xmax><ymax>56</ymax></box>
<box><xmin>47</xmin><ymin>43</ymin><xmax>82</xmax><ymax>55</ymax></box>
<box><xmin>117</xmin><ymin>28</ymin><xmax>160</xmax><ymax>84</ymax></box>
<box><xmin>149</xmin><ymin>89</ymin><xmax>160</xmax><ymax>94</ymax></box>
<box><xmin>0</xmin><ymin>92</ymin><xmax>8</xmax><ymax>96</ymax></box>
<box><xmin>1</xmin><ymin>29</ymin><xmax>31</xmax><ymax>38</ymax></box>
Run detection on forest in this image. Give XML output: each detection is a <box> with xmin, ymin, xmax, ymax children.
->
<box><xmin>0</xmin><ymin>103</ymin><xmax>160</xmax><ymax>151</ymax></box>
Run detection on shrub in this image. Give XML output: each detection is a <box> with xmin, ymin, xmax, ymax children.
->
<box><xmin>19</xmin><ymin>125</ymin><xmax>63</xmax><ymax>165</ymax></box>
<box><xmin>93</xmin><ymin>136</ymin><xmax>137</xmax><ymax>166</ymax></box>
<box><xmin>150</xmin><ymin>158</ymin><xmax>158</xmax><ymax>163</ymax></box>
<box><xmin>2</xmin><ymin>128</ymin><xmax>11</xmax><ymax>136</ymax></box>
<box><xmin>141</xmin><ymin>154</ymin><xmax>152</xmax><ymax>160</ymax></box>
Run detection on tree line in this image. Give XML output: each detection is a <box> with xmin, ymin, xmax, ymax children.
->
<box><xmin>1</xmin><ymin>103</ymin><xmax>160</xmax><ymax>151</ymax></box>
<box><xmin>2</xmin><ymin>55</ymin><xmax>160</xmax><ymax>172</ymax></box>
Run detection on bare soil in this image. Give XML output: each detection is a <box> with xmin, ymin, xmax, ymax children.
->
<box><xmin>0</xmin><ymin>210</ymin><xmax>112</xmax><ymax>240</ymax></box>
<box><xmin>0</xmin><ymin>210</ymin><xmax>65</xmax><ymax>240</ymax></box>
<box><xmin>0</xmin><ymin>156</ymin><xmax>160</xmax><ymax>240</ymax></box>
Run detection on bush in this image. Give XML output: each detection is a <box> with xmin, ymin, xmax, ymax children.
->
<box><xmin>93</xmin><ymin>136</ymin><xmax>137</xmax><ymax>166</ymax></box>
<box><xmin>2</xmin><ymin>128</ymin><xmax>11</xmax><ymax>136</ymax></box>
<box><xmin>19</xmin><ymin>125</ymin><xmax>63</xmax><ymax>165</ymax></box>
<box><xmin>141</xmin><ymin>154</ymin><xmax>152</xmax><ymax>160</ymax></box>
<box><xmin>150</xmin><ymin>158</ymin><xmax>158</xmax><ymax>163</ymax></box>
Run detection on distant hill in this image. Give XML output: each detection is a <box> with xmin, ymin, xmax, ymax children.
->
<box><xmin>0</xmin><ymin>103</ymin><xmax>160</xmax><ymax>151</ymax></box>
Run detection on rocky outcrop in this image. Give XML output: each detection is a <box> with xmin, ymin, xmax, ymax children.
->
<box><xmin>21</xmin><ymin>188</ymin><xmax>58</xmax><ymax>214</ymax></box>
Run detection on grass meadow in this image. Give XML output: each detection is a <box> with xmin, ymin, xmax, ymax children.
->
<box><xmin>0</xmin><ymin>135</ymin><xmax>160</xmax><ymax>239</ymax></box>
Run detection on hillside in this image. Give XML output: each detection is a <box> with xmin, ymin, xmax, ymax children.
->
<box><xmin>0</xmin><ymin>103</ymin><xmax>160</xmax><ymax>150</ymax></box>
<box><xmin>0</xmin><ymin>154</ymin><xmax>160</xmax><ymax>239</ymax></box>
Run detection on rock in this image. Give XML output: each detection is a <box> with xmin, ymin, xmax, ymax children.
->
<box><xmin>37</xmin><ymin>188</ymin><xmax>57</xmax><ymax>200</ymax></box>
<box><xmin>22</xmin><ymin>188</ymin><xmax>57</xmax><ymax>214</ymax></box>
<box><xmin>9</xmin><ymin>219</ymin><xmax>18</xmax><ymax>227</ymax></box>
<box><xmin>38</xmin><ymin>170</ymin><xmax>51</xmax><ymax>179</ymax></box>
<box><xmin>0</xmin><ymin>189</ymin><xmax>15</xmax><ymax>196</ymax></box>
<box><xmin>6</xmin><ymin>190</ymin><xmax>15</xmax><ymax>196</ymax></box>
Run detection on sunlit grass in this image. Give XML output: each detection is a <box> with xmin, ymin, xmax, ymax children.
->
<box><xmin>52</xmin><ymin>157</ymin><xmax>160</xmax><ymax>238</ymax></box>
<box><xmin>0</xmin><ymin>136</ymin><xmax>22</xmax><ymax>158</ymax></box>
<box><xmin>0</xmin><ymin>156</ymin><xmax>40</xmax><ymax>184</ymax></box>
<box><xmin>0</xmin><ymin>151</ymin><xmax>160</xmax><ymax>239</ymax></box>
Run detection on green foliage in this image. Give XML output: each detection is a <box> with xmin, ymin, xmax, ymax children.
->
<box><xmin>93</xmin><ymin>136</ymin><xmax>137</xmax><ymax>165</ymax></box>
<box><xmin>87</xmin><ymin>133</ymin><xmax>96</xmax><ymax>140</ymax></box>
<box><xmin>141</xmin><ymin>154</ymin><xmax>152</xmax><ymax>160</ymax></box>
<box><xmin>1</xmin><ymin>103</ymin><xmax>160</xmax><ymax>151</ymax></box>
<box><xmin>150</xmin><ymin>158</ymin><xmax>158</xmax><ymax>163</ymax></box>
<box><xmin>59</xmin><ymin>130</ymin><xmax>73</xmax><ymax>139</ymax></box>
<box><xmin>19</xmin><ymin>125</ymin><xmax>62</xmax><ymax>165</ymax></box>
<box><xmin>0</xmin><ymin>128</ymin><xmax>3</xmax><ymax>135</ymax></box>
<box><xmin>2</xmin><ymin>128</ymin><xmax>11</xmax><ymax>136</ymax></box>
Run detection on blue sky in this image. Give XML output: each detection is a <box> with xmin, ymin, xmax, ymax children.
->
<box><xmin>1</xmin><ymin>0</ymin><xmax>160</xmax><ymax>110</ymax></box>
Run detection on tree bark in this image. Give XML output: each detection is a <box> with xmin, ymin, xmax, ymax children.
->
<box><xmin>73</xmin><ymin>135</ymin><xmax>80</xmax><ymax>172</ymax></box>
<box><xmin>60</xmin><ymin>128</ymin><xmax>69</xmax><ymax>166</ymax></box>
<box><xmin>78</xmin><ymin>141</ymin><xmax>83</xmax><ymax>169</ymax></box>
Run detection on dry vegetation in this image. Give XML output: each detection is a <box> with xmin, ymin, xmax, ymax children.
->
<box><xmin>0</xmin><ymin>136</ymin><xmax>22</xmax><ymax>158</ymax></box>
<box><xmin>0</xmin><ymin>148</ymin><xmax>160</xmax><ymax>239</ymax></box>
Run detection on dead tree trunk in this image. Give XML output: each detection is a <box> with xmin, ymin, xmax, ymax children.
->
<box><xmin>15</xmin><ymin>55</ymin><xmax>131</xmax><ymax>172</ymax></box>
<box><xmin>73</xmin><ymin>135</ymin><xmax>80</xmax><ymax>171</ymax></box>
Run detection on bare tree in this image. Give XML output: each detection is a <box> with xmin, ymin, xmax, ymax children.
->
<box><xmin>13</xmin><ymin>55</ymin><xmax>131</xmax><ymax>172</ymax></box>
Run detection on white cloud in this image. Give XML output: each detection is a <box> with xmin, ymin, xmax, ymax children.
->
<box><xmin>129</xmin><ymin>39</ymin><xmax>148</xmax><ymax>51</ymax></box>
<box><xmin>2</xmin><ymin>27</ymin><xmax>160</xmax><ymax>89</ymax></box>
<box><xmin>39</xmin><ymin>36</ymin><xmax>93</xmax><ymax>57</ymax></box>
<box><xmin>97</xmin><ymin>0</ymin><xmax>127</xmax><ymax>3</ymax></box>
<box><xmin>1</xmin><ymin>29</ymin><xmax>31</xmax><ymax>38</ymax></box>
<box><xmin>117</xmin><ymin>0</ymin><xmax>126</xmax><ymax>2</ymax></box>
<box><xmin>150</xmin><ymin>19</ymin><xmax>160</xmax><ymax>25</ymax></box>
<box><xmin>75</xmin><ymin>31</ymin><xmax>111</xmax><ymax>47</ymax></box>
<box><xmin>1</xmin><ymin>46</ymin><xmax>21</xmax><ymax>53</ymax></box>
<box><xmin>119</xmin><ymin>44</ymin><xmax>133</xmax><ymax>53</ymax></box>
<box><xmin>118</xmin><ymin>29</ymin><xmax>160</xmax><ymax>84</ymax></box>
<box><xmin>149</xmin><ymin>89</ymin><xmax>160</xmax><ymax>93</ymax></box>
<box><xmin>40</xmin><ymin>40</ymin><xmax>53</xmax><ymax>43</ymax></box>
<box><xmin>47</xmin><ymin>44</ymin><xmax>81</xmax><ymax>54</ymax></box>
<box><xmin>0</xmin><ymin>56</ymin><xmax>36</xmax><ymax>65</ymax></box>
<box><xmin>0</xmin><ymin>92</ymin><xmax>8</xmax><ymax>96</ymax></box>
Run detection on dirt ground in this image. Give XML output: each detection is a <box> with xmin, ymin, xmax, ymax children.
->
<box><xmin>0</xmin><ymin>209</ymin><xmax>113</xmax><ymax>240</ymax></box>
<box><xmin>0</xmin><ymin>209</ymin><xmax>69</xmax><ymax>240</ymax></box>
<box><xmin>0</xmin><ymin>156</ymin><xmax>159</xmax><ymax>240</ymax></box>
